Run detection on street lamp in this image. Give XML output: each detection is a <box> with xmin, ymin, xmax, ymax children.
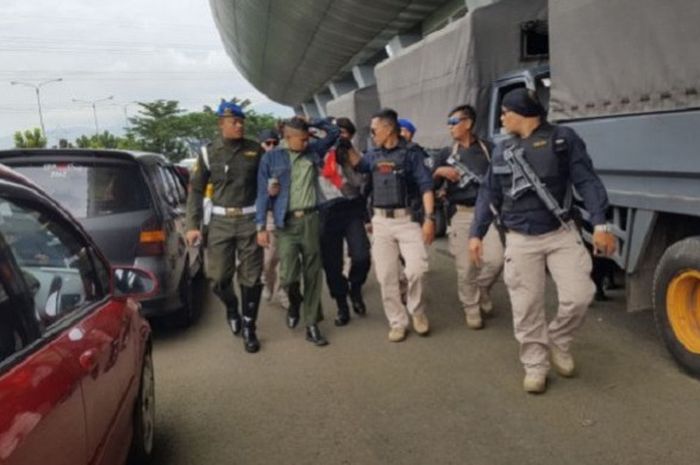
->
<box><xmin>110</xmin><ymin>101</ymin><xmax>138</xmax><ymax>129</ymax></box>
<box><xmin>72</xmin><ymin>95</ymin><xmax>114</xmax><ymax>135</ymax></box>
<box><xmin>10</xmin><ymin>78</ymin><xmax>63</xmax><ymax>137</ymax></box>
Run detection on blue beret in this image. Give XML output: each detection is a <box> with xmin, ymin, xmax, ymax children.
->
<box><xmin>398</xmin><ymin>118</ymin><xmax>416</xmax><ymax>135</ymax></box>
<box><xmin>216</xmin><ymin>99</ymin><xmax>245</xmax><ymax>118</ymax></box>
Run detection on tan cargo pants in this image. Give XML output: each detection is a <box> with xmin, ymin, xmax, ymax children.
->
<box><xmin>371</xmin><ymin>215</ymin><xmax>429</xmax><ymax>329</ymax></box>
<box><xmin>504</xmin><ymin>224</ymin><xmax>595</xmax><ymax>376</ymax></box>
<box><xmin>448</xmin><ymin>208</ymin><xmax>504</xmax><ymax>317</ymax></box>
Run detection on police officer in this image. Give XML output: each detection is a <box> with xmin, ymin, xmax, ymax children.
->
<box><xmin>433</xmin><ymin>104</ymin><xmax>503</xmax><ymax>330</ymax></box>
<box><xmin>186</xmin><ymin>100</ymin><xmax>264</xmax><ymax>354</ymax></box>
<box><xmin>398</xmin><ymin>118</ymin><xmax>417</xmax><ymax>142</ymax></box>
<box><xmin>318</xmin><ymin>117</ymin><xmax>371</xmax><ymax>326</ymax></box>
<box><xmin>348</xmin><ymin>108</ymin><xmax>435</xmax><ymax>342</ymax></box>
<box><xmin>469</xmin><ymin>88</ymin><xmax>616</xmax><ymax>393</ymax></box>
<box><xmin>255</xmin><ymin>116</ymin><xmax>339</xmax><ymax>347</ymax></box>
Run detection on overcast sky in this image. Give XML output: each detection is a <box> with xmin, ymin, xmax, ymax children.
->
<box><xmin>0</xmin><ymin>0</ymin><xmax>293</xmax><ymax>147</ymax></box>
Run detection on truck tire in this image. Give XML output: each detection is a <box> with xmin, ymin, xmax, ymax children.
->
<box><xmin>652</xmin><ymin>236</ymin><xmax>700</xmax><ymax>377</ymax></box>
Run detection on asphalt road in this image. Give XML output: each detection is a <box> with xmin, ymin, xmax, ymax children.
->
<box><xmin>149</xmin><ymin>238</ymin><xmax>700</xmax><ymax>465</ymax></box>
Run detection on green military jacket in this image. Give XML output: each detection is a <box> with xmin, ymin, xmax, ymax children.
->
<box><xmin>186</xmin><ymin>136</ymin><xmax>263</xmax><ymax>230</ymax></box>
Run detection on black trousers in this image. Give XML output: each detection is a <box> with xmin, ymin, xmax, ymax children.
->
<box><xmin>320</xmin><ymin>200</ymin><xmax>371</xmax><ymax>299</ymax></box>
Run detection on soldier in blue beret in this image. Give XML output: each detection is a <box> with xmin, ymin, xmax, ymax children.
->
<box><xmin>186</xmin><ymin>99</ymin><xmax>266</xmax><ymax>353</ymax></box>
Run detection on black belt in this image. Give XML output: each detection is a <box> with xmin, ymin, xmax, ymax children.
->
<box><xmin>285</xmin><ymin>207</ymin><xmax>317</xmax><ymax>220</ymax></box>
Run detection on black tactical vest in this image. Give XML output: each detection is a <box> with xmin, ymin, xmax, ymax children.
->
<box><xmin>371</xmin><ymin>147</ymin><xmax>411</xmax><ymax>208</ymax></box>
<box><xmin>445</xmin><ymin>141</ymin><xmax>491</xmax><ymax>205</ymax></box>
<box><xmin>493</xmin><ymin>124</ymin><xmax>570</xmax><ymax>214</ymax></box>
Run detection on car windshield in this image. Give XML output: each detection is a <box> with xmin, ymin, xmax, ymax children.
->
<box><xmin>12</xmin><ymin>162</ymin><xmax>151</xmax><ymax>219</ymax></box>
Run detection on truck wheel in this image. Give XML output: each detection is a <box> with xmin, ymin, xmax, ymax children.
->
<box><xmin>653</xmin><ymin>236</ymin><xmax>700</xmax><ymax>377</ymax></box>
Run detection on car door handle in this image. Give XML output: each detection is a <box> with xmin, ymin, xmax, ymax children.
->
<box><xmin>79</xmin><ymin>349</ymin><xmax>98</xmax><ymax>373</ymax></box>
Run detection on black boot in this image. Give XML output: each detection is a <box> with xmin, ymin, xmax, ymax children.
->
<box><xmin>286</xmin><ymin>282</ymin><xmax>302</xmax><ymax>329</ymax></box>
<box><xmin>306</xmin><ymin>324</ymin><xmax>329</xmax><ymax>346</ymax></box>
<box><xmin>334</xmin><ymin>297</ymin><xmax>351</xmax><ymax>326</ymax></box>
<box><xmin>350</xmin><ymin>287</ymin><xmax>367</xmax><ymax>316</ymax></box>
<box><xmin>241</xmin><ymin>284</ymin><xmax>262</xmax><ymax>353</ymax></box>
<box><xmin>225</xmin><ymin>295</ymin><xmax>242</xmax><ymax>336</ymax></box>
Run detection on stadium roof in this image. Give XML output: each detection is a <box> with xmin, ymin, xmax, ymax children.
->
<box><xmin>209</xmin><ymin>0</ymin><xmax>450</xmax><ymax>105</ymax></box>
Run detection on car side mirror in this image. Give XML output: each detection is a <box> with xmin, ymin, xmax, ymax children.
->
<box><xmin>112</xmin><ymin>266</ymin><xmax>158</xmax><ymax>300</ymax></box>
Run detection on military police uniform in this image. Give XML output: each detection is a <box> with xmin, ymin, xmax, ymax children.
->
<box><xmin>434</xmin><ymin>140</ymin><xmax>504</xmax><ymax>328</ymax></box>
<box><xmin>186</xmin><ymin>102</ymin><xmax>264</xmax><ymax>352</ymax></box>
<box><xmin>471</xmin><ymin>95</ymin><xmax>609</xmax><ymax>389</ymax></box>
<box><xmin>356</xmin><ymin>139</ymin><xmax>434</xmax><ymax>339</ymax></box>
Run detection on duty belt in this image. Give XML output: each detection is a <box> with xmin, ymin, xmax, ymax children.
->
<box><xmin>285</xmin><ymin>207</ymin><xmax>317</xmax><ymax>220</ymax></box>
<box><xmin>212</xmin><ymin>205</ymin><xmax>256</xmax><ymax>217</ymax></box>
<box><xmin>373</xmin><ymin>207</ymin><xmax>410</xmax><ymax>219</ymax></box>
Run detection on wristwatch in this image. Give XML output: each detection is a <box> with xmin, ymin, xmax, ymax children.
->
<box><xmin>256</xmin><ymin>224</ymin><xmax>266</xmax><ymax>232</ymax></box>
<box><xmin>594</xmin><ymin>224</ymin><xmax>612</xmax><ymax>233</ymax></box>
<box><xmin>425</xmin><ymin>212</ymin><xmax>436</xmax><ymax>222</ymax></box>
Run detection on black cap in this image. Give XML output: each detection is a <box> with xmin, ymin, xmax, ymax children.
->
<box><xmin>502</xmin><ymin>88</ymin><xmax>544</xmax><ymax>117</ymax></box>
<box><xmin>257</xmin><ymin>128</ymin><xmax>279</xmax><ymax>143</ymax></box>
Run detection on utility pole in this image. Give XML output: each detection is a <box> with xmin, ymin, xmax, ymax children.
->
<box><xmin>73</xmin><ymin>95</ymin><xmax>114</xmax><ymax>135</ymax></box>
<box><xmin>10</xmin><ymin>78</ymin><xmax>63</xmax><ymax>138</ymax></box>
<box><xmin>111</xmin><ymin>101</ymin><xmax>138</xmax><ymax>130</ymax></box>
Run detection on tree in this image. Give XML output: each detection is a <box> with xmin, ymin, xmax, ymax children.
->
<box><xmin>127</xmin><ymin>100</ymin><xmax>189</xmax><ymax>161</ymax></box>
<box><xmin>14</xmin><ymin>128</ymin><xmax>47</xmax><ymax>148</ymax></box>
<box><xmin>125</xmin><ymin>99</ymin><xmax>281</xmax><ymax>161</ymax></box>
<box><xmin>74</xmin><ymin>131</ymin><xmax>142</xmax><ymax>150</ymax></box>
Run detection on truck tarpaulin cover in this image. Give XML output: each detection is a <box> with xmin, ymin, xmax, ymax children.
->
<box><xmin>326</xmin><ymin>85</ymin><xmax>380</xmax><ymax>151</ymax></box>
<box><xmin>549</xmin><ymin>0</ymin><xmax>700</xmax><ymax>121</ymax></box>
<box><xmin>375</xmin><ymin>0</ymin><xmax>547</xmax><ymax>148</ymax></box>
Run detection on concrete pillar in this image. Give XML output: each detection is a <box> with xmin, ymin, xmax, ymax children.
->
<box><xmin>301</xmin><ymin>100</ymin><xmax>321</xmax><ymax>119</ymax></box>
<box><xmin>313</xmin><ymin>90</ymin><xmax>334</xmax><ymax>118</ymax></box>
<box><xmin>352</xmin><ymin>65</ymin><xmax>376</xmax><ymax>88</ymax></box>
<box><xmin>465</xmin><ymin>0</ymin><xmax>497</xmax><ymax>11</ymax></box>
<box><xmin>329</xmin><ymin>78</ymin><xmax>358</xmax><ymax>99</ymax></box>
<box><xmin>293</xmin><ymin>105</ymin><xmax>304</xmax><ymax>116</ymax></box>
<box><xmin>385</xmin><ymin>34</ymin><xmax>421</xmax><ymax>57</ymax></box>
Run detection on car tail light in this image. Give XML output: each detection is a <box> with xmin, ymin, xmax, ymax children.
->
<box><xmin>137</xmin><ymin>217</ymin><xmax>166</xmax><ymax>256</ymax></box>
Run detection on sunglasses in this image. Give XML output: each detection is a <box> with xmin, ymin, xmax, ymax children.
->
<box><xmin>264</xmin><ymin>139</ymin><xmax>279</xmax><ymax>146</ymax></box>
<box><xmin>447</xmin><ymin>116</ymin><xmax>469</xmax><ymax>126</ymax></box>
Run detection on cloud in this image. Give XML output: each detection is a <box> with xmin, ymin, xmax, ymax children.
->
<box><xmin>0</xmin><ymin>0</ymin><xmax>292</xmax><ymax>148</ymax></box>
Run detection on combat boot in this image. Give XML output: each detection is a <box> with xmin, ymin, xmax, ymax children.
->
<box><xmin>286</xmin><ymin>282</ymin><xmax>302</xmax><ymax>329</ymax></box>
<box><xmin>226</xmin><ymin>295</ymin><xmax>242</xmax><ymax>336</ymax></box>
<box><xmin>349</xmin><ymin>287</ymin><xmax>367</xmax><ymax>316</ymax></box>
<box><xmin>334</xmin><ymin>297</ymin><xmax>351</xmax><ymax>326</ymax></box>
<box><xmin>306</xmin><ymin>324</ymin><xmax>329</xmax><ymax>346</ymax></box>
<box><xmin>550</xmin><ymin>346</ymin><xmax>576</xmax><ymax>377</ymax></box>
<box><xmin>523</xmin><ymin>373</ymin><xmax>547</xmax><ymax>394</ymax></box>
<box><xmin>241</xmin><ymin>284</ymin><xmax>262</xmax><ymax>353</ymax></box>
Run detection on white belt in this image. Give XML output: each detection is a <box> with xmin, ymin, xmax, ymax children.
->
<box><xmin>212</xmin><ymin>205</ymin><xmax>256</xmax><ymax>217</ymax></box>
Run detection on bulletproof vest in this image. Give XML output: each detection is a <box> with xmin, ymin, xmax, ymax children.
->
<box><xmin>446</xmin><ymin>141</ymin><xmax>490</xmax><ymax>205</ymax></box>
<box><xmin>494</xmin><ymin>124</ymin><xmax>570</xmax><ymax>214</ymax></box>
<box><xmin>371</xmin><ymin>147</ymin><xmax>410</xmax><ymax>208</ymax></box>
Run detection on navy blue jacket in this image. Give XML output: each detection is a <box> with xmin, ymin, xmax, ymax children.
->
<box><xmin>470</xmin><ymin>124</ymin><xmax>609</xmax><ymax>238</ymax></box>
<box><xmin>356</xmin><ymin>139</ymin><xmax>434</xmax><ymax>201</ymax></box>
<box><xmin>255</xmin><ymin>120</ymin><xmax>339</xmax><ymax>229</ymax></box>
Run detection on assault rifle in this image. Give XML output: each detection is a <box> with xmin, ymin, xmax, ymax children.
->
<box><xmin>502</xmin><ymin>144</ymin><xmax>570</xmax><ymax>229</ymax></box>
<box><xmin>447</xmin><ymin>154</ymin><xmax>483</xmax><ymax>188</ymax></box>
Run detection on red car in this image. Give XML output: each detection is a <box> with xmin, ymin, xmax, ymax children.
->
<box><xmin>0</xmin><ymin>164</ymin><xmax>156</xmax><ymax>465</ymax></box>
